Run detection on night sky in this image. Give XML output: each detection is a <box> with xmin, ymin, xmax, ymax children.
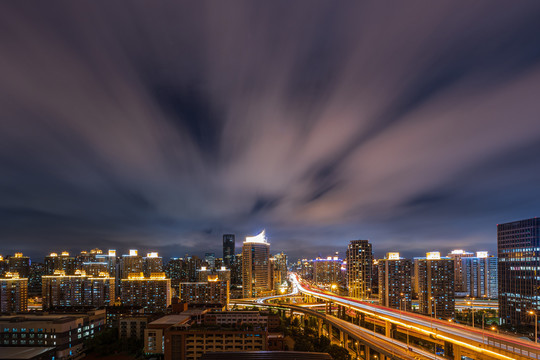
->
<box><xmin>2</xmin><ymin>1</ymin><xmax>540</xmax><ymax>261</ymax></box>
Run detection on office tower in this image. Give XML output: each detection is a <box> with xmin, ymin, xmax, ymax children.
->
<box><xmin>299</xmin><ymin>259</ymin><xmax>314</xmax><ymax>280</ymax></box>
<box><xmin>273</xmin><ymin>252</ymin><xmax>288</xmax><ymax>284</ymax></box>
<box><xmin>346</xmin><ymin>240</ymin><xmax>373</xmax><ymax>299</ymax></box>
<box><xmin>223</xmin><ymin>234</ymin><xmax>235</xmax><ymax>267</ymax></box>
<box><xmin>0</xmin><ymin>272</ymin><xmax>28</xmax><ymax>312</ymax></box>
<box><xmin>144</xmin><ymin>252</ymin><xmax>163</xmax><ymax>277</ymax></box>
<box><xmin>447</xmin><ymin>250</ymin><xmax>475</xmax><ymax>293</ymax></box>
<box><xmin>184</xmin><ymin>255</ymin><xmax>203</xmax><ymax>282</ymax></box>
<box><xmin>230</xmin><ymin>253</ymin><xmax>242</xmax><ymax>285</ymax></box>
<box><xmin>462</xmin><ymin>251</ymin><xmax>498</xmax><ymax>299</ymax></box>
<box><xmin>378</xmin><ymin>253</ymin><xmax>412</xmax><ymax>311</ymax></box>
<box><xmin>371</xmin><ymin>259</ymin><xmax>379</xmax><ymax>296</ymax></box>
<box><xmin>313</xmin><ymin>255</ymin><xmax>342</xmax><ymax>285</ymax></box>
<box><xmin>242</xmin><ymin>230</ymin><xmax>271</xmax><ymax>298</ymax></box>
<box><xmin>8</xmin><ymin>252</ymin><xmax>30</xmax><ymax>278</ymax></box>
<box><xmin>44</xmin><ymin>251</ymin><xmax>77</xmax><ymax>275</ymax></box>
<box><xmin>28</xmin><ymin>262</ymin><xmax>45</xmax><ymax>297</ymax></box>
<box><xmin>498</xmin><ymin>217</ymin><xmax>540</xmax><ymax>326</ymax></box>
<box><xmin>417</xmin><ymin>252</ymin><xmax>455</xmax><ymax>319</ymax></box>
<box><xmin>204</xmin><ymin>253</ymin><xmax>216</xmax><ymax>269</ymax></box>
<box><xmin>179</xmin><ymin>280</ymin><xmax>229</xmax><ymax>305</ymax></box>
<box><xmin>121</xmin><ymin>250</ymin><xmax>144</xmax><ymax>278</ymax></box>
<box><xmin>0</xmin><ymin>255</ymin><xmax>9</xmax><ymax>276</ymax></box>
<box><xmin>165</xmin><ymin>258</ymin><xmax>184</xmax><ymax>296</ymax></box>
<box><xmin>42</xmin><ymin>270</ymin><xmax>114</xmax><ymax>308</ymax></box>
<box><xmin>121</xmin><ymin>272</ymin><xmax>171</xmax><ymax>313</ymax></box>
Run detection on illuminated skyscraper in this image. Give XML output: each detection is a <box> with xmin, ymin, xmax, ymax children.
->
<box><xmin>498</xmin><ymin>217</ymin><xmax>540</xmax><ymax>326</ymax></box>
<box><xmin>205</xmin><ymin>253</ymin><xmax>216</xmax><ymax>269</ymax></box>
<box><xmin>417</xmin><ymin>252</ymin><xmax>455</xmax><ymax>319</ymax></box>
<box><xmin>42</xmin><ymin>270</ymin><xmax>114</xmax><ymax>309</ymax></box>
<box><xmin>0</xmin><ymin>272</ymin><xmax>28</xmax><ymax>312</ymax></box>
<box><xmin>28</xmin><ymin>262</ymin><xmax>45</xmax><ymax>297</ymax></box>
<box><xmin>120</xmin><ymin>272</ymin><xmax>171</xmax><ymax>313</ymax></box>
<box><xmin>378</xmin><ymin>252</ymin><xmax>412</xmax><ymax>311</ymax></box>
<box><xmin>8</xmin><ymin>253</ymin><xmax>30</xmax><ymax>279</ymax></box>
<box><xmin>180</xmin><ymin>280</ymin><xmax>229</xmax><ymax>305</ymax></box>
<box><xmin>121</xmin><ymin>250</ymin><xmax>144</xmax><ymax>278</ymax></box>
<box><xmin>223</xmin><ymin>234</ymin><xmax>235</xmax><ymax>268</ymax></box>
<box><xmin>462</xmin><ymin>251</ymin><xmax>498</xmax><ymax>299</ymax></box>
<box><xmin>447</xmin><ymin>250</ymin><xmax>474</xmax><ymax>293</ymax></box>
<box><xmin>242</xmin><ymin>230</ymin><xmax>271</xmax><ymax>298</ymax></box>
<box><xmin>144</xmin><ymin>252</ymin><xmax>163</xmax><ymax>277</ymax></box>
<box><xmin>346</xmin><ymin>240</ymin><xmax>373</xmax><ymax>299</ymax></box>
<box><xmin>313</xmin><ymin>256</ymin><xmax>342</xmax><ymax>285</ymax></box>
<box><xmin>45</xmin><ymin>251</ymin><xmax>77</xmax><ymax>275</ymax></box>
<box><xmin>0</xmin><ymin>256</ymin><xmax>8</xmax><ymax>276</ymax></box>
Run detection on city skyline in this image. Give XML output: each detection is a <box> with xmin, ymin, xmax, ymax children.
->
<box><xmin>2</xmin><ymin>2</ymin><xmax>540</xmax><ymax>261</ymax></box>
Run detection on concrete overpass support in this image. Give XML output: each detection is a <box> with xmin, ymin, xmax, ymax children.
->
<box><xmin>317</xmin><ymin>319</ymin><xmax>322</xmax><ymax>337</ymax></box>
<box><xmin>385</xmin><ymin>321</ymin><xmax>391</xmax><ymax>338</ymax></box>
<box><xmin>453</xmin><ymin>344</ymin><xmax>461</xmax><ymax>360</ymax></box>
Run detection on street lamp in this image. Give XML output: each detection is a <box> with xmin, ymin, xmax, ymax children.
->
<box><xmin>529</xmin><ymin>310</ymin><xmax>538</xmax><ymax>344</ymax></box>
<box><xmin>467</xmin><ymin>300</ymin><xmax>475</xmax><ymax>328</ymax></box>
<box><xmin>331</xmin><ymin>283</ymin><xmax>337</xmax><ymax>293</ymax></box>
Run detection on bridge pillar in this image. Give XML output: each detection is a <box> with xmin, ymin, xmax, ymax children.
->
<box><xmin>385</xmin><ymin>321</ymin><xmax>391</xmax><ymax>338</ymax></box>
<box><xmin>453</xmin><ymin>344</ymin><xmax>461</xmax><ymax>360</ymax></box>
<box><xmin>317</xmin><ymin>319</ymin><xmax>322</xmax><ymax>337</ymax></box>
<box><xmin>364</xmin><ymin>345</ymin><xmax>370</xmax><ymax>360</ymax></box>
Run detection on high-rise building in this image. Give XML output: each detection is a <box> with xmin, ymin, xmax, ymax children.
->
<box><xmin>462</xmin><ymin>251</ymin><xmax>498</xmax><ymax>299</ymax></box>
<box><xmin>272</xmin><ymin>252</ymin><xmax>288</xmax><ymax>285</ymax></box>
<box><xmin>0</xmin><ymin>255</ymin><xmax>8</xmax><ymax>276</ymax></box>
<box><xmin>144</xmin><ymin>252</ymin><xmax>163</xmax><ymax>277</ymax></box>
<box><xmin>120</xmin><ymin>272</ymin><xmax>171</xmax><ymax>313</ymax></box>
<box><xmin>205</xmin><ymin>253</ymin><xmax>216</xmax><ymax>269</ymax></box>
<box><xmin>179</xmin><ymin>280</ymin><xmax>229</xmax><ymax>305</ymax></box>
<box><xmin>42</xmin><ymin>270</ymin><xmax>115</xmax><ymax>309</ymax></box>
<box><xmin>121</xmin><ymin>250</ymin><xmax>144</xmax><ymax>278</ymax></box>
<box><xmin>223</xmin><ymin>234</ymin><xmax>235</xmax><ymax>268</ymax></box>
<box><xmin>8</xmin><ymin>253</ymin><xmax>30</xmax><ymax>279</ymax></box>
<box><xmin>28</xmin><ymin>262</ymin><xmax>45</xmax><ymax>297</ymax></box>
<box><xmin>498</xmin><ymin>217</ymin><xmax>540</xmax><ymax>326</ymax></box>
<box><xmin>346</xmin><ymin>240</ymin><xmax>373</xmax><ymax>299</ymax></box>
<box><xmin>417</xmin><ymin>252</ymin><xmax>455</xmax><ymax>319</ymax></box>
<box><xmin>95</xmin><ymin>249</ymin><xmax>118</xmax><ymax>278</ymax></box>
<box><xmin>165</xmin><ymin>258</ymin><xmax>185</xmax><ymax>297</ymax></box>
<box><xmin>44</xmin><ymin>251</ymin><xmax>77</xmax><ymax>275</ymax></box>
<box><xmin>184</xmin><ymin>255</ymin><xmax>203</xmax><ymax>282</ymax></box>
<box><xmin>0</xmin><ymin>272</ymin><xmax>28</xmax><ymax>312</ymax></box>
<box><xmin>242</xmin><ymin>230</ymin><xmax>271</xmax><ymax>298</ymax></box>
<box><xmin>231</xmin><ymin>253</ymin><xmax>242</xmax><ymax>285</ymax></box>
<box><xmin>313</xmin><ymin>256</ymin><xmax>342</xmax><ymax>286</ymax></box>
<box><xmin>378</xmin><ymin>253</ymin><xmax>412</xmax><ymax>311</ymax></box>
<box><xmin>447</xmin><ymin>250</ymin><xmax>475</xmax><ymax>293</ymax></box>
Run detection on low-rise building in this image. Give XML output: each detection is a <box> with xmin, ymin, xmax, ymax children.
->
<box><xmin>0</xmin><ymin>309</ymin><xmax>105</xmax><ymax>360</ymax></box>
<box><xmin>119</xmin><ymin>316</ymin><xmax>149</xmax><ymax>340</ymax></box>
<box><xmin>203</xmin><ymin>311</ymin><xmax>279</xmax><ymax>330</ymax></box>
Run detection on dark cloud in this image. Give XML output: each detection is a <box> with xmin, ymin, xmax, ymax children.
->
<box><xmin>1</xmin><ymin>1</ymin><xmax>540</xmax><ymax>261</ymax></box>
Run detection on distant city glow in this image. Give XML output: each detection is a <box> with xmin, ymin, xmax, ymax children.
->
<box><xmin>244</xmin><ymin>230</ymin><xmax>267</xmax><ymax>244</ymax></box>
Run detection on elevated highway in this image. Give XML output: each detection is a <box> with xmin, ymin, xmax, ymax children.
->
<box><xmin>290</xmin><ymin>274</ymin><xmax>540</xmax><ymax>360</ymax></box>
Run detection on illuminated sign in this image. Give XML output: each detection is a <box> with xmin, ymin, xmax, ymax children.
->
<box><xmin>49</xmin><ymin>253</ymin><xmax>58</xmax><ymax>257</ymax></box>
<box><xmin>147</xmin><ymin>252</ymin><xmax>159</xmax><ymax>258</ymax></box>
<box><xmin>108</xmin><ymin>250</ymin><xmax>116</xmax><ymax>256</ymax></box>
<box><xmin>129</xmin><ymin>249</ymin><xmax>138</xmax><ymax>256</ymax></box>
<box><xmin>244</xmin><ymin>230</ymin><xmax>268</xmax><ymax>244</ymax></box>
<box><xmin>61</xmin><ymin>251</ymin><xmax>69</xmax><ymax>256</ymax></box>
<box><xmin>476</xmin><ymin>251</ymin><xmax>488</xmax><ymax>258</ymax></box>
<box><xmin>426</xmin><ymin>252</ymin><xmax>441</xmax><ymax>260</ymax></box>
<box><xmin>451</xmin><ymin>250</ymin><xmax>465</xmax><ymax>255</ymax></box>
<box><xmin>387</xmin><ymin>252</ymin><xmax>400</xmax><ymax>260</ymax></box>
